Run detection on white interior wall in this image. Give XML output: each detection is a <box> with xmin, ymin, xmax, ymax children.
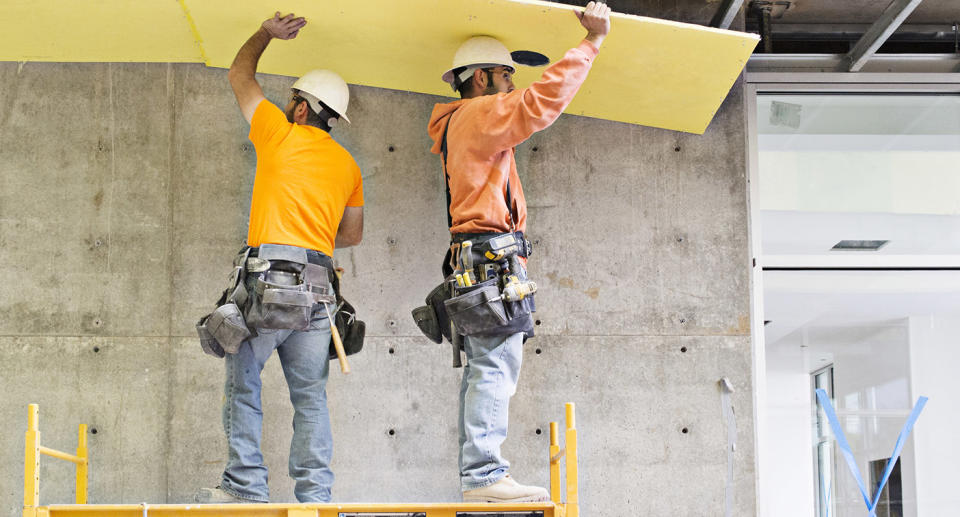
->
<box><xmin>763</xmin><ymin>330</ymin><xmax>816</xmax><ymax>517</ymax></box>
<box><xmin>908</xmin><ymin>313</ymin><xmax>960</xmax><ymax>516</ymax></box>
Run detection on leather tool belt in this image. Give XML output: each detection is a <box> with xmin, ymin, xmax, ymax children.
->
<box><xmin>197</xmin><ymin>244</ymin><xmax>364</xmax><ymax>360</ymax></box>
<box><xmin>412</xmin><ymin>232</ymin><xmax>536</xmax><ymax>367</ymax></box>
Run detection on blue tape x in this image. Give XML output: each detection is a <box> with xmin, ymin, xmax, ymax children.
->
<box><xmin>815</xmin><ymin>388</ymin><xmax>927</xmax><ymax>517</ymax></box>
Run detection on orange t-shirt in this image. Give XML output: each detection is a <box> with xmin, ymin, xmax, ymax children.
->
<box><xmin>246</xmin><ymin>100</ymin><xmax>363</xmax><ymax>257</ymax></box>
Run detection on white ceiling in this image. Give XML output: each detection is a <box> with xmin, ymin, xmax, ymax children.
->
<box><xmin>761</xmin><ymin>210</ymin><xmax>960</xmax><ymax>259</ymax></box>
<box><xmin>763</xmin><ymin>270</ymin><xmax>960</xmax><ymax>346</ymax></box>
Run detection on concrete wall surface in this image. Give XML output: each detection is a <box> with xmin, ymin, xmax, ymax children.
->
<box><xmin>0</xmin><ymin>58</ymin><xmax>753</xmax><ymax>516</ymax></box>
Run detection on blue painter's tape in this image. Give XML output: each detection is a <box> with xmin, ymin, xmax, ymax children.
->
<box><xmin>869</xmin><ymin>395</ymin><xmax>927</xmax><ymax>511</ymax></box>
<box><xmin>815</xmin><ymin>388</ymin><xmax>928</xmax><ymax>517</ymax></box>
<box><xmin>815</xmin><ymin>388</ymin><xmax>871</xmax><ymax>509</ymax></box>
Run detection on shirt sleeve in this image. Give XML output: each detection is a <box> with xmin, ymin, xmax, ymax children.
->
<box><xmin>248</xmin><ymin>99</ymin><xmax>290</xmax><ymax>148</ymax></box>
<box><xmin>346</xmin><ymin>164</ymin><xmax>364</xmax><ymax>207</ymax></box>
<box><xmin>470</xmin><ymin>40</ymin><xmax>599</xmax><ymax>152</ymax></box>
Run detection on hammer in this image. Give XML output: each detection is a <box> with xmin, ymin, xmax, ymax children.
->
<box><xmin>325</xmin><ymin>303</ymin><xmax>351</xmax><ymax>374</ymax></box>
<box><xmin>326</xmin><ymin>265</ymin><xmax>351</xmax><ymax>374</ymax></box>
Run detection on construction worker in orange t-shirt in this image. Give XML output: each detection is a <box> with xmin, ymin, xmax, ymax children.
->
<box><xmin>196</xmin><ymin>12</ymin><xmax>363</xmax><ymax>504</ymax></box>
<box><xmin>418</xmin><ymin>1</ymin><xmax>611</xmax><ymax>503</ymax></box>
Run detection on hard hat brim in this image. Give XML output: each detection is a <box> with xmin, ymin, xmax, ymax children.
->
<box><xmin>441</xmin><ymin>50</ymin><xmax>550</xmax><ymax>87</ymax></box>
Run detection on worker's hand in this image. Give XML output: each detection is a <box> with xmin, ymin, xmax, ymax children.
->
<box><xmin>575</xmin><ymin>1</ymin><xmax>611</xmax><ymax>48</ymax></box>
<box><xmin>261</xmin><ymin>12</ymin><xmax>306</xmax><ymax>40</ymax></box>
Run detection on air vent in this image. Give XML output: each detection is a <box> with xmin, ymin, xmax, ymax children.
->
<box><xmin>830</xmin><ymin>240</ymin><xmax>888</xmax><ymax>251</ymax></box>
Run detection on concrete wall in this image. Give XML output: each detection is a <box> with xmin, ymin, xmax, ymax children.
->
<box><xmin>0</xmin><ymin>59</ymin><xmax>753</xmax><ymax>515</ymax></box>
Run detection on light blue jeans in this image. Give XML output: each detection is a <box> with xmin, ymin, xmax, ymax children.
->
<box><xmin>220</xmin><ymin>307</ymin><xmax>334</xmax><ymax>503</ymax></box>
<box><xmin>458</xmin><ymin>332</ymin><xmax>525</xmax><ymax>490</ymax></box>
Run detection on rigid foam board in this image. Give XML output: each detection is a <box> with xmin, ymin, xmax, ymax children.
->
<box><xmin>0</xmin><ymin>0</ymin><xmax>757</xmax><ymax>133</ymax></box>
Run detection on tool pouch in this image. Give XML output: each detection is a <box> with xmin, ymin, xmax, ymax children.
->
<box><xmin>244</xmin><ymin>251</ymin><xmax>333</xmax><ymax>331</ymax></box>
<box><xmin>202</xmin><ymin>302</ymin><xmax>250</xmax><ymax>354</ymax></box>
<box><xmin>444</xmin><ymin>279</ymin><xmax>510</xmax><ymax>336</ymax></box>
<box><xmin>333</xmin><ymin>297</ymin><xmax>365</xmax><ymax>360</ymax></box>
<box><xmin>412</xmin><ymin>280</ymin><xmax>454</xmax><ymax>344</ymax></box>
<box><xmin>245</xmin><ymin>281</ymin><xmax>315</xmax><ymax>331</ymax></box>
<box><xmin>412</xmin><ymin>305</ymin><xmax>441</xmax><ymax>344</ymax></box>
<box><xmin>501</xmin><ymin>265</ymin><xmax>536</xmax><ymax>339</ymax></box>
<box><xmin>196</xmin><ymin>315</ymin><xmax>225</xmax><ymax>358</ymax></box>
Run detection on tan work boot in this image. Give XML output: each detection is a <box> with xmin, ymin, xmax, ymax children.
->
<box><xmin>195</xmin><ymin>486</ymin><xmax>266</xmax><ymax>504</ymax></box>
<box><xmin>462</xmin><ymin>474</ymin><xmax>550</xmax><ymax>503</ymax></box>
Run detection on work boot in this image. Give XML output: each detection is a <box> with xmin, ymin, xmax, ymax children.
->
<box><xmin>462</xmin><ymin>474</ymin><xmax>549</xmax><ymax>503</ymax></box>
<box><xmin>194</xmin><ymin>486</ymin><xmax>266</xmax><ymax>504</ymax></box>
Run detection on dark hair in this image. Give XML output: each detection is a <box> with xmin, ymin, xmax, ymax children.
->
<box><xmin>455</xmin><ymin>68</ymin><xmax>496</xmax><ymax>99</ymax></box>
<box><xmin>292</xmin><ymin>91</ymin><xmax>336</xmax><ymax>131</ymax></box>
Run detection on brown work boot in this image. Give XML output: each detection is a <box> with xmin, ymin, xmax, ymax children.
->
<box><xmin>462</xmin><ymin>474</ymin><xmax>549</xmax><ymax>503</ymax></box>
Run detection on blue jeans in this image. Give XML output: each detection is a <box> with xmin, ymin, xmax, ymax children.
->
<box><xmin>458</xmin><ymin>332</ymin><xmax>524</xmax><ymax>490</ymax></box>
<box><xmin>220</xmin><ymin>307</ymin><xmax>334</xmax><ymax>503</ymax></box>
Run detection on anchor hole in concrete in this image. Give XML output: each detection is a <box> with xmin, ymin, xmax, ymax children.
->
<box><xmin>680</xmin><ymin>346</ymin><xmax>688</xmax><ymax>353</ymax></box>
<box><xmin>388</xmin><ymin>347</ymin><xmax>395</xmax><ymax>355</ymax></box>
<box><xmin>388</xmin><ymin>429</ymin><xmax>396</xmax><ymax>436</ymax></box>
<box><xmin>90</xmin><ymin>427</ymin><xmax>98</xmax><ymax>435</ymax></box>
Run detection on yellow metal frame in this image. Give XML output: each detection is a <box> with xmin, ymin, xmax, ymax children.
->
<box><xmin>23</xmin><ymin>404</ymin><xmax>89</xmax><ymax>516</ymax></box>
<box><xmin>24</xmin><ymin>403</ymin><xmax>579</xmax><ymax>517</ymax></box>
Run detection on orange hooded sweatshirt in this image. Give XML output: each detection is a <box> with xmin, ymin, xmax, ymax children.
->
<box><xmin>428</xmin><ymin>40</ymin><xmax>599</xmax><ymax>235</ymax></box>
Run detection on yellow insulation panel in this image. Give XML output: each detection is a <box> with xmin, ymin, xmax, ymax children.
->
<box><xmin>0</xmin><ymin>0</ymin><xmax>757</xmax><ymax>133</ymax></box>
<box><xmin>184</xmin><ymin>0</ymin><xmax>758</xmax><ymax>134</ymax></box>
<box><xmin>0</xmin><ymin>0</ymin><xmax>202</xmax><ymax>62</ymax></box>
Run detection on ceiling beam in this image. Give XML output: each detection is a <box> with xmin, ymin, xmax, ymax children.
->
<box><xmin>748</xmin><ymin>53</ymin><xmax>960</xmax><ymax>75</ymax></box>
<box><xmin>710</xmin><ymin>0</ymin><xmax>745</xmax><ymax>30</ymax></box>
<box><xmin>840</xmin><ymin>0</ymin><xmax>924</xmax><ymax>72</ymax></box>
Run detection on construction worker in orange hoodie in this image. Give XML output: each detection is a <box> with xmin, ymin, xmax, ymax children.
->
<box><xmin>423</xmin><ymin>0</ymin><xmax>611</xmax><ymax>504</ymax></box>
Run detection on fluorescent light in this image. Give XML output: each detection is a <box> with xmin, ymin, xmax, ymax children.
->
<box><xmin>831</xmin><ymin>240</ymin><xmax>889</xmax><ymax>251</ymax></box>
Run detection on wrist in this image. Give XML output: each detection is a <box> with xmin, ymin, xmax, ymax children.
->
<box><xmin>257</xmin><ymin>26</ymin><xmax>274</xmax><ymax>40</ymax></box>
<box><xmin>585</xmin><ymin>32</ymin><xmax>605</xmax><ymax>48</ymax></box>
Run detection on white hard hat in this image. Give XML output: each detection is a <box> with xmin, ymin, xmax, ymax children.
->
<box><xmin>291</xmin><ymin>69</ymin><xmax>351</xmax><ymax>124</ymax></box>
<box><xmin>441</xmin><ymin>36</ymin><xmax>549</xmax><ymax>91</ymax></box>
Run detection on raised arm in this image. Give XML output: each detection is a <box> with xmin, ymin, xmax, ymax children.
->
<box><xmin>470</xmin><ymin>1</ymin><xmax>611</xmax><ymax>152</ymax></box>
<box><xmin>228</xmin><ymin>12</ymin><xmax>307</xmax><ymax>123</ymax></box>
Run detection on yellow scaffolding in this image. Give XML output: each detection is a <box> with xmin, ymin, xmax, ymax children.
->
<box><xmin>24</xmin><ymin>402</ymin><xmax>580</xmax><ymax>517</ymax></box>
<box><xmin>23</xmin><ymin>403</ymin><xmax>88</xmax><ymax>513</ymax></box>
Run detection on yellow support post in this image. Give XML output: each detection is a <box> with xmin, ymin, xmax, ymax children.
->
<box><xmin>565</xmin><ymin>403</ymin><xmax>579</xmax><ymax>517</ymax></box>
<box><xmin>549</xmin><ymin>421</ymin><xmax>561</xmax><ymax>503</ymax></box>
<box><xmin>24</xmin><ymin>404</ymin><xmax>40</xmax><ymax>507</ymax></box>
<box><xmin>76</xmin><ymin>424</ymin><xmax>88</xmax><ymax>504</ymax></box>
<box><xmin>24</xmin><ymin>404</ymin><xmax>40</xmax><ymax>516</ymax></box>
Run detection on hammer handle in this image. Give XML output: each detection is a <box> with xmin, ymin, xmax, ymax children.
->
<box><xmin>325</xmin><ymin>304</ymin><xmax>351</xmax><ymax>374</ymax></box>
